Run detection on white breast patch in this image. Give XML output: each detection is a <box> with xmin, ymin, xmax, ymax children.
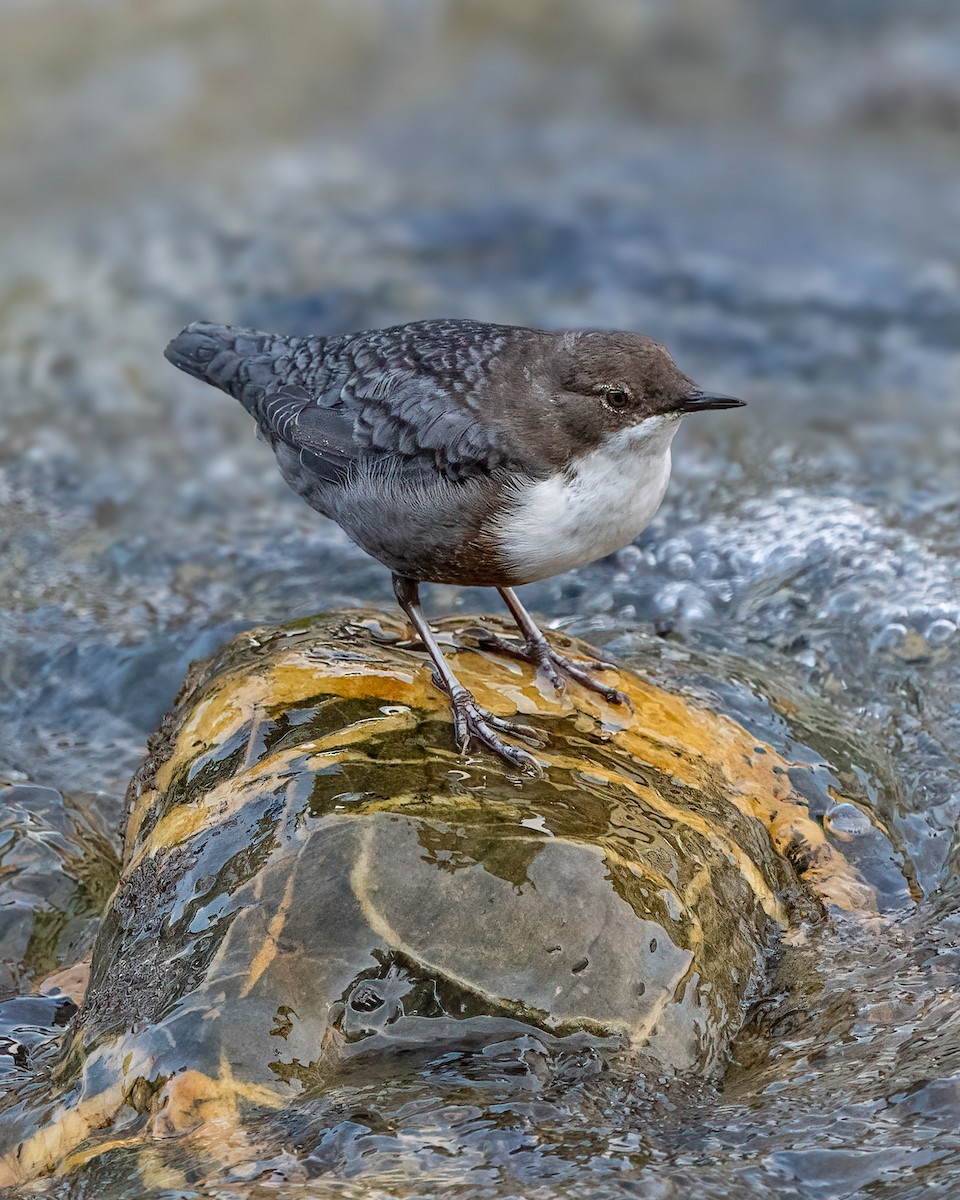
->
<box><xmin>491</xmin><ymin>416</ymin><xmax>678</xmax><ymax>583</ymax></box>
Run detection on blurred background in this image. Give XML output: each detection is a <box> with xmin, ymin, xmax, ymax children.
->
<box><xmin>2</xmin><ymin>0</ymin><xmax>958</xmax><ymax>798</ymax></box>
<box><xmin>1</xmin><ymin>2</ymin><xmax>959</xmax><ymax>1193</ymax></box>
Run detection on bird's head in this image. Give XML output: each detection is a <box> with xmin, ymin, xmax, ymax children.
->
<box><xmin>501</xmin><ymin>329</ymin><xmax>743</xmax><ymax>468</ymax></box>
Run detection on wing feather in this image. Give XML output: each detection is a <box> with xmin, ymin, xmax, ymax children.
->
<box><xmin>249</xmin><ymin>319</ymin><xmax>532</xmax><ymax>487</ymax></box>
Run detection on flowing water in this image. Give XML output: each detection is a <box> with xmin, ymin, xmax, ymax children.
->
<box><xmin>1</xmin><ymin>1</ymin><xmax>959</xmax><ymax>1196</ymax></box>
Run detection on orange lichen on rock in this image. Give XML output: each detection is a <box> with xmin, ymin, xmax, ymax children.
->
<box><xmin>0</xmin><ymin>610</ymin><xmax>885</xmax><ymax>1190</ymax></box>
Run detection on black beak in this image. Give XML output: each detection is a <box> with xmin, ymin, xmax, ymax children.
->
<box><xmin>677</xmin><ymin>388</ymin><xmax>745</xmax><ymax>413</ymax></box>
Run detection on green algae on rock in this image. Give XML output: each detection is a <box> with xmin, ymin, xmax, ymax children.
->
<box><xmin>0</xmin><ymin>612</ymin><xmax>878</xmax><ymax>1188</ymax></box>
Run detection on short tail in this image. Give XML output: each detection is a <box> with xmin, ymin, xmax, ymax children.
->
<box><xmin>164</xmin><ymin>321</ymin><xmax>303</xmax><ymax>414</ymax></box>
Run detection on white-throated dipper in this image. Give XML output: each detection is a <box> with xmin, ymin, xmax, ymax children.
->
<box><xmin>165</xmin><ymin>318</ymin><xmax>743</xmax><ymax>772</ymax></box>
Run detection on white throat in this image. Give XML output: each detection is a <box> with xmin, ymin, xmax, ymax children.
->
<box><xmin>491</xmin><ymin>415</ymin><xmax>678</xmax><ymax>584</ymax></box>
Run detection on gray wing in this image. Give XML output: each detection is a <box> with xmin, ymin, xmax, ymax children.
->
<box><xmin>255</xmin><ymin>385</ymin><xmax>359</xmax><ymax>487</ymax></box>
<box><xmin>253</xmin><ymin>319</ymin><xmax>529</xmax><ymax>486</ymax></box>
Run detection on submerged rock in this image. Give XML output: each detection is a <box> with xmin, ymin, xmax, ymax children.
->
<box><xmin>0</xmin><ymin>612</ymin><xmax>876</xmax><ymax>1187</ymax></box>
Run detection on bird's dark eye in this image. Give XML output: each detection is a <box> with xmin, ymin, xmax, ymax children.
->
<box><xmin>600</xmin><ymin>386</ymin><xmax>632</xmax><ymax>412</ymax></box>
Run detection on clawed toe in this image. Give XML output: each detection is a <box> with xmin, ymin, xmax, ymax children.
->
<box><xmin>448</xmin><ymin>687</ymin><xmax>544</xmax><ymax>776</ymax></box>
<box><xmin>392</xmin><ymin>575</ymin><xmax>628</xmax><ymax>775</ymax></box>
<box><xmin>479</xmin><ymin>631</ymin><xmax>628</xmax><ymax>709</ymax></box>
<box><xmin>475</xmin><ymin>631</ymin><xmax>532</xmax><ymax>661</ymax></box>
<box><xmin>548</xmin><ymin>652</ymin><xmax>632</xmax><ymax>709</ymax></box>
<box><xmin>392</xmin><ymin>576</ymin><xmax>546</xmax><ymax>775</ymax></box>
<box><xmin>482</xmin><ymin>712</ymin><xmax>542</xmax><ymax>743</ymax></box>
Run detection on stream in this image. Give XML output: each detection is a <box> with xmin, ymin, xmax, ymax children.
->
<box><xmin>1</xmin><ymin>2</ymin><xmax>959</xmax><ymax>1196</ymax></box>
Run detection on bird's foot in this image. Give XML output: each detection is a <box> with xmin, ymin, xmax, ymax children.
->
<box><xmin>438</xmin><ymin>679</ymin><xmax>544</xmax><ymax>776</ymax></box>
<box><xmin>478</xmin><ymin>633</ymin><xmax>631</xmax><ymax>709</ymax></box>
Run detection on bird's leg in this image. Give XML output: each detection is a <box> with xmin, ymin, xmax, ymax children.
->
<box><xmin>391</xmin><ymin>575</ymin><xmax>543</xmax><ymax>774</ymax></box>
<box><xmin>478</xmin><ymin>587</ymin><xmax>630</xmax><ymax>708</ymax></box>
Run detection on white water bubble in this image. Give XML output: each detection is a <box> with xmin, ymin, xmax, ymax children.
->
<box><xmin>824</xmin><ymin>803</ymin><xmax>873</xmax><ymax>840</ymax></box>
<box><xmin>657</xmin><ymin>537</ymin><xmax>693</xmax><ymax>564</ymax></box>
<box><xmin>871</xmin><ymin>622</ymin><xmax>909</xmax><ymax>653</ymax></box>
<box><xmin>616</xmin><ymin>545</ymin><xmax>644</xmax><ymax>570</ymax></box>
<box><xmin>823</xmin><ymin>587</ymin><xmax>866</xmax><ymax>618</ymax></box>
<box><xmin>653</xmin><ymin>582</ymin><xmax>715</xmax><ymax>624</ymax></box>
<box><xmin>925</xmin><ymin>618</ymin><xmax>957</xmax><ymax>646</ymax></box>
<box><xmin>694</xmin><ymin>551</ymin><xmax>723</xmax><ymax>580</ymax></box>
<box><xmin>667</xmin><ymin>552</ymin><xmax>696</xmax><ymax>580</ymax></box>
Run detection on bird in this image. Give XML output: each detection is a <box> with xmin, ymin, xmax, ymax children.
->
<box><xmin>164</xmin><ymin>318</ymin><xmax>743</xmax><ymax>773</ymax></box>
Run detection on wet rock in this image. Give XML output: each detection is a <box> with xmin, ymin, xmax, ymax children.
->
<box><xmin>0</xmin><ymin>612</ymin><xmax>877</xmax><ymax>1187</ymax></box>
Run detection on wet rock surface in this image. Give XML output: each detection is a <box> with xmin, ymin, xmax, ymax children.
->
<box><xmin>0</xmin><ymin>613</ymin><xmax>897</xmax><ymax>1190</ymax></box>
